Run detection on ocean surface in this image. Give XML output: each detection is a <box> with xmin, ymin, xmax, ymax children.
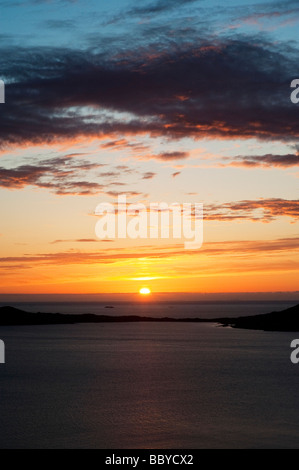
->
<box><xmin>0</xmin><ymin>301</ymin><xmax>299</xmax><ymax>449</ymax></box>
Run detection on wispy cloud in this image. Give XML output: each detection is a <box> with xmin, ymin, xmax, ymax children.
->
<box><xmin>50</xmin><ymin>239</ymin><xmax>104</xmax><ymax>244</ymax></box>
<box><xmin>236</xmin><ymin>0</ymin><xmax>299</xmax><ymax>25</ymax></box>
<box><xmin>206</xmin><ymin>198</ymin><xmax>299</xmax><ymax>223</ymax></box>
<box><xmin>0</xmin><ymin>156</ymin><xmax>105</xmax><ymax>195</ymax></box>
<box><xmin>126</xmin><ymin>0</ymin><xmax>199</xmax><ymax>17</ymax></box>
<box><xmin>138</xmin><ymin>152</ymin><xmax>190</xmax><ymax>161</ymax></box>
<box><xmin>220</xmin><ymin>153</ymin><xmax>299</xmax><ymax>168</ymax></box>
<box><xmin>0</xmin><ymin>154</ymin><xmax>151</xmax><ymax>196</ymax></box>
<box><xmin>91</xmin><ymin>197</ymin><xmax>299</xmax><ymax>223</ymax></box>
<box><xmin>1</xmin><ymin>237</ymin><xmax>298</xmax><ymax>270</ymax></box>
<box><xmin>142</xmin><ymin>172</ymin><xmax>156</xmax><ymax>180</ymax></box>
<box><xmin>104</xmin><ymin>190</ymin><xmax>146</xmax><ymax>199</ymax></box>
<box><xmin>105</xmin><ymin>0</ymin><xmax>200</xmax><ymax>25</ymax></box>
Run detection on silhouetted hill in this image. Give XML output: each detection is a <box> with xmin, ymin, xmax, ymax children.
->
<box><xmin>218</xmin><ymin>303</ymin><xmax>299</xmax><ymax>331</ymax></box>
<box><xmin>1</xmin><ymin>304</ymin><xmax>299</xmax><ymax>331</ymax></box>
<box><xmin>0</xmin><ymin>306</ymin><xmax>207</xmax><ymax>326</ymax></box>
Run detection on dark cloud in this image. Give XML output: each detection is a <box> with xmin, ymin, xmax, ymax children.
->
<box><xmin>127</xmin><ymin>0</ymin><xmax>199</xmax><ymax>17</ymax></box>
<box><xmin>138</xmin><ymin>151</ymin><xmax>190</xmax><ymax>161</ymax></box>
<box><xmin>0</xmin><ymin>37</ymin><xmax>298</xmax><ymax>149</ymax></box>
<box><xmin>156</xmin><ymin>152</ymin><xmax>189</xmax><ymax>161</ymax></box>
<box><xmin>104</xmin><ymin>0</ymin><xmax>200</xmax><ymax>25</ymax></box>
<box><xmin>0</xmin><ymin>155</ymin><xmax>143</xmax><ymax>195</ymax></box>
<box><xmin>206</xmin><ymin>198</ymin><xmax>299</xmax><ymax>222</ymax></box>
<box><xmin>98</xmin><ymin>171</ymin><xmax>119</xmax><ymax>178</ymax></box>
<box><xmin>0</xmin><ymin>156</ymin><xmax>104</xmax><ymax>195</ymax></box>
<box><xmin>142</xmin><ymin>172</ymin><xmax>156</xmax><ymax>179</ymax></box>
<box><xmin>101</xmin><ymin>139</ymin><xmax>150</xmax><ymax>153</ymax></box>
<box><xmin>222</xmin><ymin>153</ymin><xmax>299</xmax><ymax>168</ymax></box>
<box><xmin>91</xmin><ymin>196</ymin><xmax>298</xmax><ymax>223</ymax></box>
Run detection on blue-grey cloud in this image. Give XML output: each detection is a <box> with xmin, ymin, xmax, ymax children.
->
<box><xmin>127</xmin><ymin>0</ymin><xmax>199</xmax><ymax>16</ymax></box>
<box><xmin>0</xmin><ymin>35</ymin><xmax>298</xmax><ymax>149</ymax></box>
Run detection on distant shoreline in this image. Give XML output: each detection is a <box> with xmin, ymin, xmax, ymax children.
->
<box><xmin>1</xmin><ymin>304</ymin><xmax>299</xmax><ymax>332</ymax></box>
<box><xmin>0</xmin><ymin>306</ymin><xmax>212</xmax><ymax>326</ymax></box>
<box><xmin>1</xmin><ymin>293</ymin><xmax>298</xmax><ymax>304</ymax></box>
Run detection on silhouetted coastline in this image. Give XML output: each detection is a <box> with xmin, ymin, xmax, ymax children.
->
<box><xmin>0</xmin><ymin>306</ymin><xmax>209</xmax><ymax>326</ymax></box>
<box><xmin>1</xmin><ymin>304</ymin><xmax>299</xmax><ymax>331</ymax></box>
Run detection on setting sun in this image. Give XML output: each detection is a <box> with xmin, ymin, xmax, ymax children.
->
<box><xmin>139</xmin><ymin>288</ymin><xmax>151</xmax><ymax>295</ymax></box>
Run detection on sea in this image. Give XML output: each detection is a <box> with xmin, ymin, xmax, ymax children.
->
<box><xmin>0</xmin><ymin>300</ymin><xmax>299</xmax><ymax>449</ymax></box>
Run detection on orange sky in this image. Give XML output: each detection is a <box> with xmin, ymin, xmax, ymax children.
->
<box><xmin>0</xmin><ymin>0</ymin><xmax>299</xmax><ymax>295</ymax></box>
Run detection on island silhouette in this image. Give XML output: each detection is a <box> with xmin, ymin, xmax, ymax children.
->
<box><xmin>0</xmin><ymin>304</ymin><xmax>299</xmax><ymax>331</ymax></box>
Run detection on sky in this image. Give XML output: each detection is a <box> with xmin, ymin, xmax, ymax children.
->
<box><xmin>0</xmin><ymin>0</ymin><xmax>298</xmax><ymax>295</ymax></box>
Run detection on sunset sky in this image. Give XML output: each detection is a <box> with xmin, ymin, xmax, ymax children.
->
<box><xmin>0</xmin><ymin>0</ymin><xmax>298</xmax><ymax>295</ymax></box>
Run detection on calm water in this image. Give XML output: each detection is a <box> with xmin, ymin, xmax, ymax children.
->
<box><xmin>1</xmin><ymin>317</ymin><xmax>299</xmax><ymax>449</ymax></box>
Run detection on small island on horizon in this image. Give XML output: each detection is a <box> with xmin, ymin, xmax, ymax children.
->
<box><xmin>0</xmin><ymin>303</ymin><xmax>299</xmax><ymax>332</ymax></box>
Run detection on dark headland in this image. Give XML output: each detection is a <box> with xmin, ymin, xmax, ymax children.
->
<box><xmin>0</xmin><ymin>304</ymin><xmax>299</xmax><ymax>331</ymax></box>
<box><xmin>217</xmin><ymin>303</ymin><xmax>299</xmax><ymax>331</ymax></box>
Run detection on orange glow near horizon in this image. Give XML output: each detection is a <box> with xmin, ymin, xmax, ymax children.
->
<box><xmin>0</xmin><ymin>237</ymin><xmax>298</xmax><ymax>294</ymax></box>
<box><xmin>0</xmin><ymin>135</ymin><xmax>298</xmax><ymax>297</ymax></box>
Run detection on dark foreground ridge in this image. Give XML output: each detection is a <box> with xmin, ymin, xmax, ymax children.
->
<box><xmin>0</xmin><ymin>304</ymin><xmax>299</xmax><ymax>331</ymax></box>
<box><xmin>0</xmin><ymin>306</ymin><xmax>209</xmax><ymax>326</ymax></box>
<box><xmin>216</xmin><ymin>303</ymin><xmax>299</xmax><ymax>331</ymax></box>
